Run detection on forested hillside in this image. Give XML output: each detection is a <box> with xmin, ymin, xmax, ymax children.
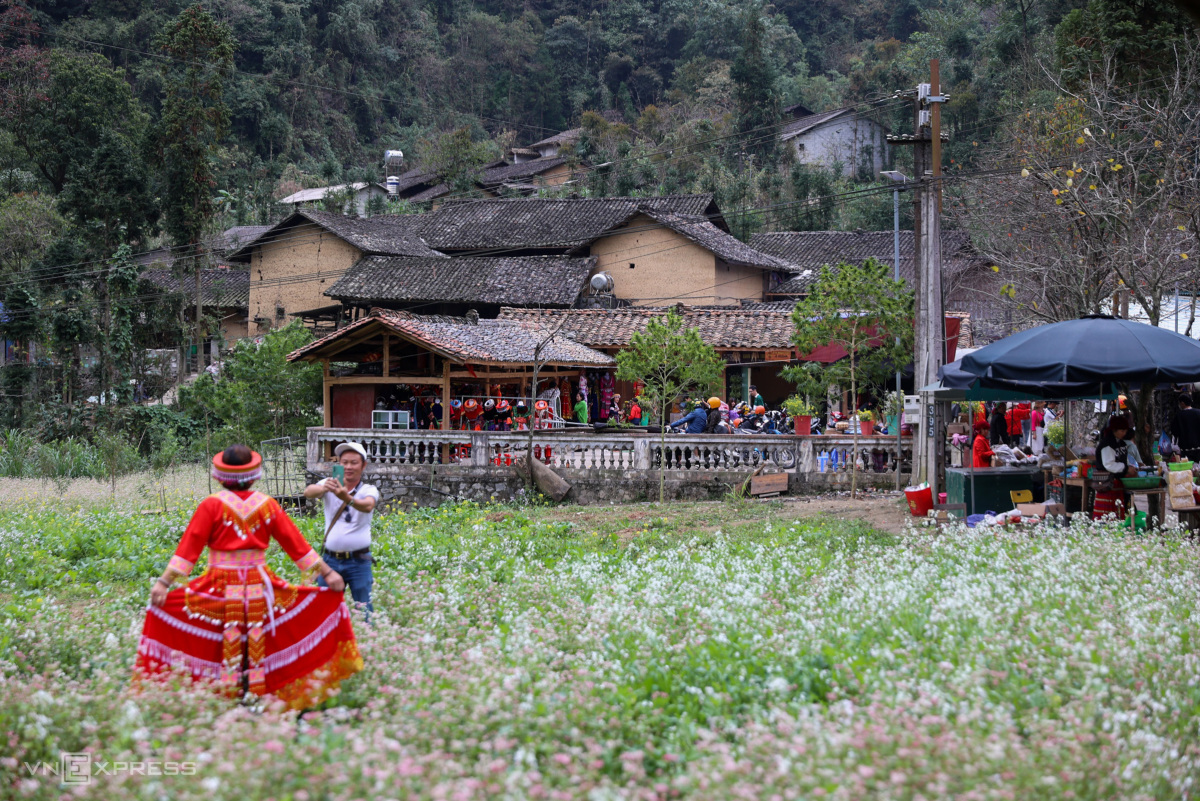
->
<box><xmin>4</xmin><ymin>0</ymin><xmax>1188</xmax><ymax>227</ymax></box>
<box><xmin>0</xmin><ymin>0</ymin><xmax>1193</xmax><ymax>443</ymax></box>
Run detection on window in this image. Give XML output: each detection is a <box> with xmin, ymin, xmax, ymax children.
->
<box><xmin>629</xmin><ymin>263</ymin><xmax>636</xmax><ymax>269</ymax></box>
<box><xmin>275</xmin><ymin>306</ymin><xmax>286</xmax><ymax>321</ymax></box>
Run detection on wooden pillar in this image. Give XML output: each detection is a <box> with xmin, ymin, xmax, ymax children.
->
<box><xmin>322</xmin><ymin>360</ymin><xmax>331</xmax><ymax>428</ymax></box>
<box><xmin>441</xmin><ymin>359</ymin><xmax>452</xmax><ymax>462</ymax></box>
<box><xmin>382</xmin><ymin>334</ymin><xmax>390</xmax><ymax>377</ymax></box>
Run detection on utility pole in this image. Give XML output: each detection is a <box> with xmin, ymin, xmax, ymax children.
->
<box><xmin>890</xmin><ymin>60</ymin><xmax>947</xmax><ymax>492</ymax></box>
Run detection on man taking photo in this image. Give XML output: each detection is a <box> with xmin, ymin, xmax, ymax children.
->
<box><xmin>304</xmin><ymin>442</ymin><xmax>380</xmax><ymax>617</ymax></box>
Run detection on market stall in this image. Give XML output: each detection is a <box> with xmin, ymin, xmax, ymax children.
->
<box><xmin>948</xmin><ymin>315</ymin><xmax>1200</xmax><ymax>526</ymax></box>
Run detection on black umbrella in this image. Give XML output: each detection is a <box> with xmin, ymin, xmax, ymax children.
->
<box><xmin>936</xmin><ymin>360</ymin><xmax>1118</xmax><ymax>399</ymax></box>
<box><xmin>960</xmin><ymin>315</ymin><xmax>1200</xmax><ymax>384</ymax></box>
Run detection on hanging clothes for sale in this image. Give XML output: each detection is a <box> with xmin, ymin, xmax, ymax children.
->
<box><xmin>599</xmin><ymin>373</ymin><xmax>614</xmax><ymax>421</ymax></box>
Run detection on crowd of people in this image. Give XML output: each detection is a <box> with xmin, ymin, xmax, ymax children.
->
<box><xmin>970</xmin><ymin>394</ymin><xmax>1200</xmax><ymax>471</ymax></box>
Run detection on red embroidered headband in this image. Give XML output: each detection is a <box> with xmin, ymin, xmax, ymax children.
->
<box><xmin>211</xmin><ymin>450</ymin><xmax>263</xmax><ymax>484</ymax></box>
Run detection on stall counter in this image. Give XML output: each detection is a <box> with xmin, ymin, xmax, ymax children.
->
<box><xmin>945</xmin><ymin>466</ymin><xmax>1042</xmax><ymax>517</ymax></box>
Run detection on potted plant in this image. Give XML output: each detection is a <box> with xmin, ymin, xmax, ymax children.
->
<box><xmin>782</xmin><ymin>395</ymin><xmax>817</xmax><ymax>435</ymax></box>
<box><xmin>881</xmin><ymin>391</ymin><xmax>903</xmax><ymax>433</ymax></box>
<box><xmin>857</xmin><ymin>409</ymin><xmax>875</xmax><ymax>436</ymax></box>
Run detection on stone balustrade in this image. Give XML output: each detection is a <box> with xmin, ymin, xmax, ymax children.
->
<box><xmin>307</xmin><ymin>427</ymin><xmax>913</xmax><ymax>480</ymax></box>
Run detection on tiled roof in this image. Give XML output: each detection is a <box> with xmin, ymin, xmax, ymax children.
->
<box><xmin>640</xmin><ymin>209</ymin><xmax>798</xmax><ymax>272</ymax></box>
<box><xmin>528</xmin><ymin>128</ymin><xmax>582</xmax><ymax>150</ymax></box>
<box><xmin>216</xmin><ymin>225</ymin><xmax>273</xmax><ymax>253</ymax></box>
<box><xmin>496</xmin><ymin>306</ymin><xmax>796</xmax><ymax>350</ymax></box>
<box><xmin>288</xmin><ymin>308</ymin><xmax>615</xmax><ymax>367</ymax></box>
<box><xmin>226</xmin><ymin>209</ymin><xmax>443</xmax><ymax>262</ymax></box>
<box><xmin>407</xmin><ymin>183</ymin><xmax>450</xmax><ymax>202</ymax></box>
<box><xmin>278</xmin><ymin>182</ymin><xmax>381</xmax><ymax>204</ymax></box>
<box><xmin>132</xmin><ymin>226</ymin><xmax>273</xmax><ymax>270</ymax></box>
<box><xmin>750</xmin><ymin>230</ymin><xmax>976</xmax><ymax>293</ymax></box>
<box><xmin>405</xmin><ymin>194</ymin><xmax>719</xmax><ymax>251</ymax></box>
<box><xmin>480</xmin><ymin>158</ymin><xmax>568</xmax><ymax>187</ymax></box>
<box><xmin>389</xmin><ymin>167</ymin><xmax>439</xmax><ymax>194</ymax></box>
<box><xmin>140</xmin><ymin>267</ymin><xmax>250</xmax><ymax>307</ymax></box>
<box><xmin>326</xmin><ymin>254</ymin><xmax>594</xmax><ymax>306</ymax></box>
<box><xmin>779</xmin><ymin>108</ymin><xmax>854</xmax><ymax>140</ymax></box>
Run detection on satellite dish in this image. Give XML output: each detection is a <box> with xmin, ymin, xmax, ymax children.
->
<box><xmin>590</xmin><ymin>272</ymin><xmax>614</xmax><ymax>293</ymax></box>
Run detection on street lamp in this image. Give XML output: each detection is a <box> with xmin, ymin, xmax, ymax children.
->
<box><xmin>881</xmin><ymin>170</ymin><xmax>910</xmax><ymax>487</ymax></box>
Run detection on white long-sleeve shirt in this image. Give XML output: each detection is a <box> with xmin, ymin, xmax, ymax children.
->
<box><xmin>1100</xmin><ymin>440</ymin><xmax>1141</xmax><ymax>473</ymax></box>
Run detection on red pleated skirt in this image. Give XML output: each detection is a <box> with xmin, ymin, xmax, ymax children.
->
<box><xmin>135</xmin><ymin>549</ymin><xmax>363</xmax><ymax>709</ymax></box>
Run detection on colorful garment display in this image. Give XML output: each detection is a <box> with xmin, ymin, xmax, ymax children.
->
<box><xmin>599</xmin><ymin>373</ymin><xmax>615</xmax><ymax>421</ymax></box>
<box><xmin>135</xmin><ymin>490</ymin><xmax>362</xmax><ymax>709</ymax></box>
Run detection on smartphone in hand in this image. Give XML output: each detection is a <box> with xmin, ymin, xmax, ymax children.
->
<box><xmin>332</xmin><ymin>464</ymin><xmax>345</xmax><ymax>482</ymax></box>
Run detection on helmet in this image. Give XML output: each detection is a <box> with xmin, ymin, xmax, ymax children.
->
<box><xmin>484</xmin><ymin>399</ymin><xmax>495</xmax><ymax>409</ymax></box>
<box><xmin>754</xmin><ymin>405</ymin><xmax>766</xmax><ymax>415</ymax></box>
<box><xmin>534</xmin><ymin>400</ymin><xmax>549</xmax><ymax>412</ymax></box>
<box><xmin>497</xmin><ymin>400</ymin><xmax>511</xmax><ymax>413</ymax></box>
<box><xmin>708</xmin><ymin>397</ymin><xmax>721</xmax><ymax>409</ymax></box>
<box><xmin>450</xmin><ymin>399</ymin><xmax>462</xmax><ymax>409</ymax></box>
<box><xmin>515</xmin><ymin>401</ymin><xmax>528</xmax><ymax>412</ymax></box>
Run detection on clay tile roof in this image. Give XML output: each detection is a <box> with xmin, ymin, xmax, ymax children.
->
<box><xmin>480</xmin><ymin>157</ymin><xmax>568</xmax><ymax>187</ymax></box>
<box><xmin>495</xmin><ymin>307</ymin><xmax>796</xmax><ymax>350</ymax></box>
<box><xmin>750</xmin><ymin>230</ymin><xmax>975</xmax><ymax>294</ymax></box>
<box><xmin>139</xmin><ymin>267</ymin><xmax>249</xmax><ymax>307</ymax></box>
<box><xmin>640</xmin><ymin>209</ymin><xmax>798</xmax><ymax>272</ymax></box>
<box><xmin>287</xmin><ymin>309</ymin><xmax>615</xmax><ymax>367</ymax></box>
<box><xmin>226</xmin><ymin>209</ymin><xmax>443</xmax><ymax>262</ymax></box>
<box><xmin>326</xmin><ymin>254</ymin><xmax>594</xmax><ymax>306</ymax></box>
<box><xmin>406</xmin><ymin>194</ymin><xmax>718</xmax><ymax>251</ymax></box>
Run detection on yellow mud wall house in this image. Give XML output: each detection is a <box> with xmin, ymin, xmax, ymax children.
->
<box><xmin>227</xmin><ymin>209</ymin><xmax>442</xmax><ymax>335</ymax></box>
<box><xmin>591</xmin><ymin>213</ymin><xmax>718</xmax><ymax>305</ymax></box>
<box><xmin>248</xmin><ymin>222</ymin><xmax>363</xmax><ymax>334</ymax></box>
<box><xmin>589</xmin><ymin>210</ymin><xmax>790</xmax><ymax>306</ymax></box>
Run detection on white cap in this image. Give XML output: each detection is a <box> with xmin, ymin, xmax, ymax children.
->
<box><xmin>334</xmin><ymin>442</ymin><xmax>370</xmax><ymax>462</ymax></box>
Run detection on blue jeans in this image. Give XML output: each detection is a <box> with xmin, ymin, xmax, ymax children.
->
<box><xmin>318</xmin><ymin>552</ymin><xmax>373</xmax><ymax>619</ymax></box>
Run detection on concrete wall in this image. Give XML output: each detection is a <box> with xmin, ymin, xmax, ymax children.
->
<box><xmin>789</xmin><ymin>115</ymin><xmax>889</xmax><ymax>179</ymax></box>
<box><xmin>248</xmin><ymin>223</ymin><xmax>363</xmax><ymax>335</ymax></box>
<box><xmin>590</xmin><ymin>214</ymin><xmax>718</xmax><ymax>305</ymax></box>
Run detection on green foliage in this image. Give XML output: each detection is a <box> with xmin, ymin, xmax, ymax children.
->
<box><xmin>785</xmin><ymin>258</ymin><xmax>913</xmax><ymax>495</ymax></box>
<box><xmin>1046</xmin><ymin>419</ymin><xmax>1065</xmax><ymax>446</ymax></box>
<box><xmin>156</xmin><ymin>5</ymin><xmax>234</xmax><ymax>253</ymax></box>
<box><xmin>730</xmin><ymin>7</ymin><xmax>780</xmax><ymax>156</ymax></box>
<box><xmin>421</xmin><ymin>127</ymin><xmax>497</xmax><ymax>197</ymax></box>
<box><xmin>782</xmin><ymin>395</ymin><xmax>816</xmax><ymax>417</ymax></box>
<box><xmin>616</xmin><ymin>309</ymin><xmax>725</xmax><ymax>501</ymax></box>
<box><xmin>178</xmin><ymin>321</ymin><xmax>322</xmax><ymax>448</ymax></box>
<box><xmin>4</xmin><ymin>49</ymin><xmax>148</xmax><ymax>194</ymax></box>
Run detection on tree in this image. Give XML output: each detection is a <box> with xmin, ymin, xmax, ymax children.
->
<box><xmin>156</xmin><ymin>5</ymin><xmax>235</xmax><ymax>373</ymax></box>
<box><xmin>730</xmin><ymin>7</ymin><xmax>780</xmax><ymax>158</ymax></box>
<box><xmin>785</xmin><ymin>259</ymin><xmax>914</xmax><ymax>497</ymax></box>
<box><xmin>615</xmin><ymin>309</ymin><xmax>726</xmax><ymax>502</ymax></box>
<box><xmin>179</xmin><ymin>321</ymin><xmax>323</xmax><ymax>448</ymax></box>
<box><xmin>421</xmin><ymin>127</ymin><xmax>495</xmax><ymax>197</ymax></box>
<box><xmin>953</xmin><ymin>41</ymin><xmax>1200</xmax><ymax>328</ymax></box>
<box><xmin>5</xmin><ymin>49</ymin><xmax>146</xmax><ymax>194</ymax></box>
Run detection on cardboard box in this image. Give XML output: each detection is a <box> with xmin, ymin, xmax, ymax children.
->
<box><xmin>1016</xmin><ymin>502</ymin><xmax>1067</xmax><ymax>519</ymax></box>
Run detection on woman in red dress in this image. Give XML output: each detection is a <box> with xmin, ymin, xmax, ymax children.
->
<box><xmin>136</xmin><ymin>445</ymin><xmax>363</xmax><ymax>709</ymax></box>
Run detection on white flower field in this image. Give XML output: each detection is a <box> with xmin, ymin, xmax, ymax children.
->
<box><xmin>2</xmin><ymin>501</ymin><xmax>1198</xmax><ymax>799</ymax></box>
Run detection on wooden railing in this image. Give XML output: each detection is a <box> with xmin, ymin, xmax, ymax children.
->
<box><xmin>307</xmin><ymin>427</ymin><xmax>913</xmax><ymax>478</ymax></box>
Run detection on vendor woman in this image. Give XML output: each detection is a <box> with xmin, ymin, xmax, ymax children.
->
<box><xmin>1098</xmin><ymin>414</ymin><xmax>1142</xmax><ymax>477</ymax></box>
<box><xmin>972</xmin><ymin>419</ymin><xmax>995</xmax><ymax>468</ymax></box>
